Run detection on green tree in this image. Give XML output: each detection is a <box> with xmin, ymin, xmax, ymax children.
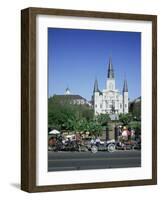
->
<box><xmin>88</xmin><ymin>120</ymin><xmax>103</xmax><ymax>137</ymax></box>
<box><xmin>95</xmin><ymin>113</ymin><xmax>110</xmax><ymax>126</ymax></box>
<box><xmin>48</xmin><ymin>96</ymin><xmax>94</xmax><ymax>132</ymax></box>
<box><xmin>129</xmin><ymin>121</ymin><xmax>141</xmax><ymax>135</ymax></box>
<box><xmin>119</xmin><ymin>113</ymin><xmax>133</xmax><ymax>126</ymax></box>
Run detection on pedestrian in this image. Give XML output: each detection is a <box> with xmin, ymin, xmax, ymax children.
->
<box><xmin>122</xmin><ymin>126</ymin><xmax>128</xmax><ymax>142</ymax></box>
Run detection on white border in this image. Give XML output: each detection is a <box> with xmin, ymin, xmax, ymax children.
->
<box><xmin>36</xmin><ymin>15</ymin><xmax>152</xmax><ymax>186</ymax></box>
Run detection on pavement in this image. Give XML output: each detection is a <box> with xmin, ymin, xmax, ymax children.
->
<box><xmin>48</xmin><ymin>150</ymin><xmax>141</xmax><ymax>171</ymax></box>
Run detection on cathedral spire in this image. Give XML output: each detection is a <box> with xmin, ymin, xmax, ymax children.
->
<box><xmin>93</xmin><ymin>79</ymin><xmax>99</xmax><ymax>93</ymax></box>
<box><xmin>107</xmin><ymin>57</ymin><xmax>114</xmax><ymax>78</ymax></box>
<box><xmin>65</xmin><ymin>87</ymin><xmax>71</xmax><ymax>95</ymax></box>
<box><xmin>123</xmin><ymin>79</ymin><xmax>128</xmax><ymax>92</ymax></box>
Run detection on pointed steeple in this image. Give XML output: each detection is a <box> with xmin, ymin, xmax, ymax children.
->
<box><xmin>107</xmin><ymin>57</ymin><xmax>114</xmax><ymax>78</ymax></box>
<box><xmin>93</xmin><ymin>79</ymin><xmax>99</xmax><ymax>93</ymax></box>
<box><xmin>65</xmin><ymin>87</ymin><xmax>71</xmax><ymax>95</ymax></box>
<box><xmin>123</xmin><ymin>79</ymin><xmax>128</xmax><ymax>92</ymax></box>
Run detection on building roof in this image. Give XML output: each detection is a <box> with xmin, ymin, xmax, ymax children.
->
<box><xmin>55</xmin><ymin>94</ymin><xmax>87</xmax><ymax>101</ymax></box>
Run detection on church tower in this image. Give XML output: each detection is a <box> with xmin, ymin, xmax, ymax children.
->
<box><xmin>106</xmin><ymin>57</ymin><xmax>115</xmax><ymax>91</ymax></box>
<box><xmin>65</xmin><ymin>87</ymin><xmax>71</xmax><ymax>95</ymax></box>
<box><xmin>93</xmin><ymin>79</ymin><xmax>102</xmax><ymax>115</ymax></box>
<box><xmin>123</xmin><ymin>79</ymin><xmax>128</xmax><ymax>113</ymax></box>
<box><xmin>93</xmin><ymin>79</ymin><xmax>99</xmax><ymax>93</ymax></box>
<box><xmin>92</xmin><ymin>57</ymin><xmax>129</xmax><ymax>116</ymax></box>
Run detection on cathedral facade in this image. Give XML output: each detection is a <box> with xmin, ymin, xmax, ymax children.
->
<box><xmin>93</xmin><ymin>57</ymin><xmax>128</xmax><ymax>115</ymax></box>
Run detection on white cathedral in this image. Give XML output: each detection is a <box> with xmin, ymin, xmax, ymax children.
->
<box><xmin>93</xmin><ymin>57</ymin><xmax>128</xmax><ymax>116</ymax></box>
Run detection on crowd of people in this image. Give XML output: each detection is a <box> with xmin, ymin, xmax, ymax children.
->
<box><xmin>118</xmin><ymin>126</ymin><xmax>136</xmax><ymax>142</ymax></box>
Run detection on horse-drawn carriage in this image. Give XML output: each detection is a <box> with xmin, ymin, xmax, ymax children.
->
<box><xmin>48</xmin><ymin>130</ymin><xmax>141</xmax><ymax>153</ymax></box>
<box><xmin>48</xmin><ymin>134</ymin><xmax>116</xmax><ymax>153</ymax></box>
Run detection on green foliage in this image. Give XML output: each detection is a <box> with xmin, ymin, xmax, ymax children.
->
<box><xmin>48</xmin><ymin>96</ymin><xmax>94</xmax><ymax>131</ymax></box>
<box><xmin>88</xmin><ymin>120</ymin><xmax>103</xmax><ymax>137</ymax></box>
<box><xmin>95</xmin><ymin>113</ymin><xmax>110</xmax><ymax>126</ymax></box>
<box><xmin>129</xmin><ymin>98</ymin><xmax>141</xmax><ymax>120</ymax></box>
<box><xmin>129</xmin><ymin>121</ymin><xmax>141</xmax><ymax>135</ymax></box>
<box><xmin>48</xmin><ymin>96</ymin><xmax>111</xmax><ymax>137</ymax></box>
<box><xmin>48</xmin><ymin>95</ymin><xmax>142</xmax><ymax>138</ymax></box>
<box><xmin>119</xmin><ymin>113</ymin><xmax>133</xmax><ymax>126</ymax></box>
<box><xmin>118</xmin><ymin>113</ymin><xmax>141</xmax><ymax>135</ymax></box>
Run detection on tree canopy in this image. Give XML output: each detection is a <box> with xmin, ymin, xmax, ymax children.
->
<box><xmin>48</xmin><ymin>96</ymin><xmax>110</xmax><ymax>137</ymax></box>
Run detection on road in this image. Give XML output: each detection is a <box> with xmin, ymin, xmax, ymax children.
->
<box><xmin>48</xmin><ymin>150</ymin><xmax>141</xmax><ymax>171</ymax></box>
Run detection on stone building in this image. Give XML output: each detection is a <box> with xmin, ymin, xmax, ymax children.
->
<box><xmin>92</xmin><ymin>57</ymin><xmax>129</xmax><ymax>116</ymax></box>
<box><xmin>54</xmin><ymin>87</ymin><xmax>91</xmax><ymax>106</ymax></box>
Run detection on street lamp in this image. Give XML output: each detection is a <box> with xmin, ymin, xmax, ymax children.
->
<box><xmin>111</xmin><ymin>102</ymin><xmax>118</xmax><ymax>141</ymax></box>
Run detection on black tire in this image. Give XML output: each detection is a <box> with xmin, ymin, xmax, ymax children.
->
<box><xmin>107</xmin><ymin>143</ymin><xmax>115</xmax><ymax>152</ymax></box>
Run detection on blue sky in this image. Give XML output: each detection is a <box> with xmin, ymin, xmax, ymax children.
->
<box><xmin>48</xmin><ymin>28</ymin><xmax>141</xmax><ymax>101</ymax></box>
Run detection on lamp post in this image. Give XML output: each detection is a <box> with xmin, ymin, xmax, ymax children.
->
<box><xmin>106</xmin><ymin>125</ymin><xmax>109</xmax><ymax>141</ymax></box>
<box><xmin>111</xmin><ymin>103</ymin><xmax>118</xmax><ymax>141</ymax></box>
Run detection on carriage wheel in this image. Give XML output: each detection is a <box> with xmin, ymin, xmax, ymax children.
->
<box><xmin>107</xmin><ymin>143</ymin><xmax>115</xmax><ymax>152</ymax></box>
<box><xmin>91</xmin><ymin>146</ymin><xmax>98</xmax><ymax>153</ymax></box>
